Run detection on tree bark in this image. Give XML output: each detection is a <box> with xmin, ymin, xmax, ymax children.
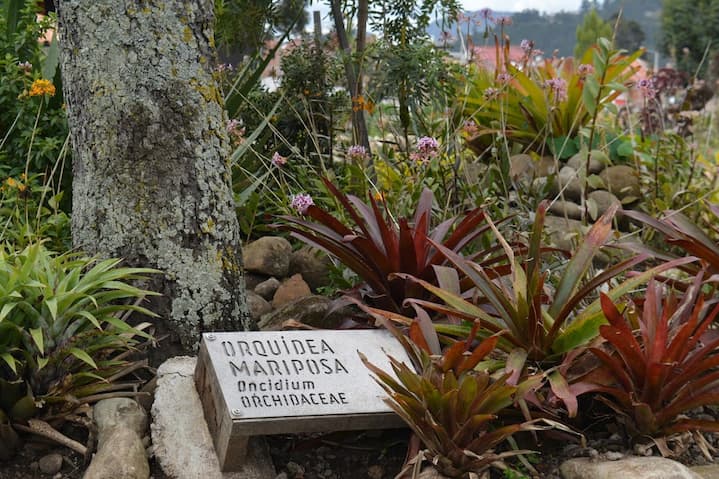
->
<box><xmin>56</xmin><ymin>0</ymin><xmax>252</xmax><ymax>353</ymax></box>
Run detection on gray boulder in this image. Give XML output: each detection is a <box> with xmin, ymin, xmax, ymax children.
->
<box><xmin>599</xmin><ymin>165</ymin><xmax>640</xmax><ymax>202</ymax></box>
<box><xmin>288</xmin><ymin>247</ymin><xmax>332</xmax><ymax>292</ymax></box>
<box><xmin>259</xmin><ymin>295</ymin><xmax>338</xmax><ymax>330</ymax></box>
<box><xmin>243</xmin><ymin>237</ymin><xmax>292</xmax><ymax>277</ymax></box>
<box><xmin>548</xmin><ymin>200</ymin><xmax>583</xmax><ymax>220</ymax></box>
<box><xmin>560</xmin><ymin>457</ymin><xmax>702</xmax><ymax>479</ymax></box>
<box><xmin>247</xmin><ymin>291</ymin><xmax>272</xmax><ymax>323</ymax></box>
<box><xmin>254</xmin><ymin>277</ymin><xmax>281</xmax><ymax>300</ymax></box>
<box><xmin>549</xmin><ymin>166</ymin><xmax>583</xmax><ymax>202</ymax></box>
<box><xmin>567</xmin><ymin>150</ymin><xmax>609</xmax><ymax>174</ymax></box>
<box><xmin>84</xmin><ymin>398</ymin><xmax>149</xmax><ymax>479</ymax></box>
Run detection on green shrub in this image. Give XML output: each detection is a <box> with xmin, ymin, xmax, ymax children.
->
<box><xmin>0</xmin><ymin>243</ymin><xmax>158</xmax><ymax>424</ymax></box>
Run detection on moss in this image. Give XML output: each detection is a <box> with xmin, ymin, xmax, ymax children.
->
<box><xmin>183</xmin><ymin>26</ymin><xmax>192</xmax><ymax>43</ymax></box>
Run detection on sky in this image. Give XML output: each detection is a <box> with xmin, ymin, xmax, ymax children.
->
<box><xmin>461</xmin><ymin>0</ymin><xmax>582</xmax><ymax>13</ymax></box>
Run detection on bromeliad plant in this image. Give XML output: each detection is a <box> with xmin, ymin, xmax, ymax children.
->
<box><xmin>362</xmin><ymin>203</ymin><xmax>693</xmax><ymax>416</ymax></box>
<box><xmin>622</xmin><ymin>204</ymin><xmax>719</xmax><ymax>278</ymax></box>
<box><xmin>583</xmin><ymin>273</ymin><xmax>719</xmax><ymax>438</ymax></box>
<box><xmin>0</xmin><ymin>243</ymin><xmax>159</xmax><ymax>425</ymax></box>
<box><xmin>280</xmin><ymin>178</ymin><xmax>510</xmax><ymax>315</ymax></box>
<box><xmin>461</xmin><ymin>38</ymin><xmax>641</xmax><ymax>156</ymax></box>
<box><xmin>361</xmin><ymin>319</ymin><xmax>534</xmax><ymax>478</ymax></box>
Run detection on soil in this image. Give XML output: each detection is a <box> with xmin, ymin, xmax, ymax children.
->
<box><xmin>3</xmin><ymin>407</ymin><xmax>719</xmax><ymax>479</ymax></box>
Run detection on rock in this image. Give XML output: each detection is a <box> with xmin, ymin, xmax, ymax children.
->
<box><xmin>543</xmin><ymin>215</ymin><xmax>586</xmax><ymax>252</ymax></box>
<box><xmin>84</xmin><ymin>398</ymin><xmax>149</xmax><ymax>479</ymax></box>
<box><xmin>560</xmin><ymin>457</ymin><xmax>702</xmax><ymax>479</ymax></box>
<box><xmin>244</xmin><ymin>273</ymin><xmax>268</xmax><ymax>291</ymax></box>
<box><xmin>691</xmin><ymin>465</ymin><xmax>719</xmax><ymax>479</ymax></box>
<box><xmin>254</xmin><ymin>277</ymin><xmax>281</xmax><ymax>300</ymax></box>
<box><xmin>259</xmin><ymin>295</ymin><xmax>333</xmax><ymax>330</ymax></box>
<box><xmin>243</xmin><ymin>237</ymin><xmax>293</xmax><ymax>277</ymax></box>
<box><xmin>367</xmin><ymin>465</ymin><xmax>384</xmax><ymax>479</ymax></box>
<box><xmin>417</xmin><ymin>467</ymin><xmax>452</xmax><ymax>478</ymax></box>
<box><xmin>247</xmin><ymin>291</ymin><xmax>272</xmax><ymax>323</ymax></box>
<box><xmin>84</xmin><ymin>429</ymin><xmax>149</xmax><ymax>479</ymax></box>
<box><xmin>93</xmin><ymin>398</ymin><xmax>148</xmax><ymax>444</ymax></box>
<box><xmin>509</xmin><ymin>154</ymin><xmax>535</xmax><ymax>181</ymax></box>
<box><xmin>39</xmin><ymin>453</ymin><xmax>63</xmax><ymax>475</ymax></box>
<box><xmin>599</xmin><ymin>165</ymin><xmax>641</xmax><ymax>202</ymax></box>
<box><xmin>548</xmin><ymin>200</ymin><xmax>583</xmax><ymax>220</ymax></box>
<box><xmin>272</xmin><ymin>274</ymin><xmax>312</xmax><ymax>308</ymax></box>
<box><xmin>567</xmin><ymin>150</ymin><xmax>610</xmax><ymax>174</ymax></box>
<box><xmin>549</xmin><ymin>166</ymin><xmax>583</xmax><ymax>202</ymax></box>
<box><xmin>537</xmin><ymin>156</ymin><xmax>559</xmax><ymax>176</ymax></box>
<box><xmin>151</xmin><ymin>357</ymin><xmax>276</xmax><ymax>479</ymax></box>
<box><xmin>288</xmin><ymin>247</ymin><xmax>332</xmax><ymax>292</ymax></box>
<box><xmin>587</xmin><ymin>190</ymin><xmax>621</xmax><ymax>218</ymax></box>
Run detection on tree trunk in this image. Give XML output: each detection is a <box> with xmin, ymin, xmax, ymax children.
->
<box><xmin>56</xmin><ymin>0</ymin><xmax>252</xmax><ymax>354</ymax></box>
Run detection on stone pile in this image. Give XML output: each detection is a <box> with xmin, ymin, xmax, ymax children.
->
<box><xmin>509</xmin><ymin>151</ymin><xmax>641</xmax><ymax>251</ymax></box>
<box><xmin>242</xmin><ymin>236</ymin><xmax>343</xmax><ymax>330</ymax></box>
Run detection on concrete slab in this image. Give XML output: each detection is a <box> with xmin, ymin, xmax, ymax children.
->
<box><xmin>151</xmin><ymin>356</ymin><xmax>275</xmax><ymax>479</ymax></box>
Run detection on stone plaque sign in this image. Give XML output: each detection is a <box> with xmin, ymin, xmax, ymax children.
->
<box><xmin>195</xmin><ymin>330</ymin><xmax>411</xmax><ymax>471</ymax></box>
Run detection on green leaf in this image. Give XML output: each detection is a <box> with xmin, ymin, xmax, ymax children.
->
<box><xmin>30</xmin><ymin>328</ymin><xmax>44</xmax><ymax>355</ymax></box>
<box><xmin>69</xmin><ymin>348</ymin><xmax>98</xmax><ymax>369</ymax></box>
<box><xmin>45</xmin><ymin>297</ymin><xmax>58</xmax><ymax>321</ymax></box>
<box><xmin>617</xmin><ymin>141</ymin><xmax>634</xmax><ymax>158</ymax></box>
<box><xmin>42</xmin><ymin>35</ymin><xmax>60</xmax><ymax>81</ymax></box>
<box><xmin>0</xmin><ymin>353</ymin><xmax>17</xmax><ymax>374</ymax></box>
<box><xmin>5</xmin><ymin>0</ymin><xmax>22</xmax><ymax>38</ymax></box>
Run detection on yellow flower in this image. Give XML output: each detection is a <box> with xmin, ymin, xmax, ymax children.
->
<box><xmin>17</xmin><ymin>183</ymin><xmax>27</xmax><ymax>192</ymax></box>
<box><xmin>5</xmin><ymin>178</ymin><xmax>17</xmax><ymax>188</ymax></box>
<box><xmin>29</xmin><ymin>79</ymin><xmax>56</xmax><ymax>97</ymax></box>
<box><xmin>373</xmin><ymin>190</ymin><xmax>385</xmax><ymax>202</ymax></box>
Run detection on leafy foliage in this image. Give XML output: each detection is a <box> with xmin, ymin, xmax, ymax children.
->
<box><xmin>0</xmin><ymin>244</ymin><xmax>159</xmax><ymax>422</ymax></box>
<box><xmin>361</xmin><ymin>322</ymin><xmax>530</xmax><ymax>478</ymax></box>
<box><xmin>584</xmin><ymin>274</ymin><xmax>719</xmax><ymax>437</ymax></box>
<box><xmin>0</xmin><ymin>1</ymin><xmax>68</xmax><ymax>176</ymax></box>
<box><xmin>622</xmin><ymin>204</ymin><xmax>719</xmax><ymax>277</ymax></box>
<box><xmin>461</xmin><ymin>38</ymin><xmax>641</xmax><ymax>155</ymax></box>
<box><xmin>574</xmin><ymin>8</ymin><xmax>612</xmax><ymax>58</ymax></box>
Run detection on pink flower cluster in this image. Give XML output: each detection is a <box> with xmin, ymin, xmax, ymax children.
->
<box><xmin>577</xmin><ymin>64</ymin><xmax>595</xmax><ymax>77</ymax></box>
<box><xmin>411</xmin><ymin>136</ymin><xmax>440</xmax><ymax>163</ymax></box>
<box><xmin>271</xmin><ymin>152</ymin><xmax>287</xmax><ymax>167</ymax></box>
<box><xmin>347</xmin><ymin>145</ymin><xmax>369</xmax><ymax>162</ymax></box>
<box><xmin>637</xmin><ymin>78</ymin><xmax>657</xmax><ymax>99</ymax></box>
<box><xmin>290</xmin><ymin>194</ymin><xmax>314</xmax><ymax>215</ymax></box>
<box><xmin>544</xmin><ymin>78</ymin><xmax>568</xmax><ymax>102</ymax></box>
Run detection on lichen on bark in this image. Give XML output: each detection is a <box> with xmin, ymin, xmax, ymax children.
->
<box><xmin>57</xmin><ymin>0</ymin><xmax>252</xmax><ymax>352</ymax></box>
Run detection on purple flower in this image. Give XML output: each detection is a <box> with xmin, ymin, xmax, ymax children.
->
<box><xmin>497</xmin><ymin>72</ymin><xmax>512</xmax><ymax>84</ymax></box>
<box><xmin>347</xmin><ymin>145</ymin><xmax>369</xmax><ymax>162</ymax></box>
<box><xmin>271</xmin><ymin>152</ymin><xmax>287</xmax><ymax>167</ymax></box>
<box><xmin>496</xmin><ymin>16</ymin><xmax>512</xmax><ymax>26</ymax></box>
<box><xmin>520</xmin><ymin>39</ymin><xmax>533</xmax><ymax>54</ymax></box>
<box><xmin>484</xmin><ymin>87</ymin><xmax>500</xmax><ymax>99</ymax></box>
<box><xmin>226</xmin><ymin>119</ymin><xmax>241</xmax><ymax>133</ymax></box>
<box><xmin>290</xmin><ymin>193</ymin><xmax>314</xmax><ymax>214</ymax></box>
<box><xmin>637</xmin><ymin>78</ymin><xmax>657</xmax><ymax>98</ymax></box>
<box><xmin>214</xmin><ymin>63</ymin><xmax>234</xmax><ymax>73</ymax></box>
<box><xmin>544</xmin><ymin>78</ymin><xmax>568</xmax><ymax>102</ymax></box>
<box><xmin>17</xmin><ymin>61</ymin><xmax>32</xmax><ymax>73</ymax></box>
<box><xmin>463</xmin><ymin>119</ymin><xmax>478</xmax><ymax>135</ymax></box>
<box><xmin>479</xmin><ymin>8</ymin><xmax>493</xmax><ymax>21</ymax></box>
<box><xmin>577</xmin><ymin>64</ymin><xmax>595</xmax><ymax>77</ymax></box>
<box><xmin>412</xmin><ymin>136</ymin><xmax>440</xmax><ymax>163</ymax></box>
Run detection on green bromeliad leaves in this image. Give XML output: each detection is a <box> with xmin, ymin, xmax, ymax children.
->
<box><xmin>360</xmin><ymin>330</ymin><xmax>531</xmax><ymax>477</ymax></box>
<box><xmin>0</xmin><ymin>243</ymin><xmax>159</xmax><ymax>421</ymax></box>
<box><xmin>460</xmin><ymin>40</ymin><xmax>642</xmax><ymax>154</ymax></box>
